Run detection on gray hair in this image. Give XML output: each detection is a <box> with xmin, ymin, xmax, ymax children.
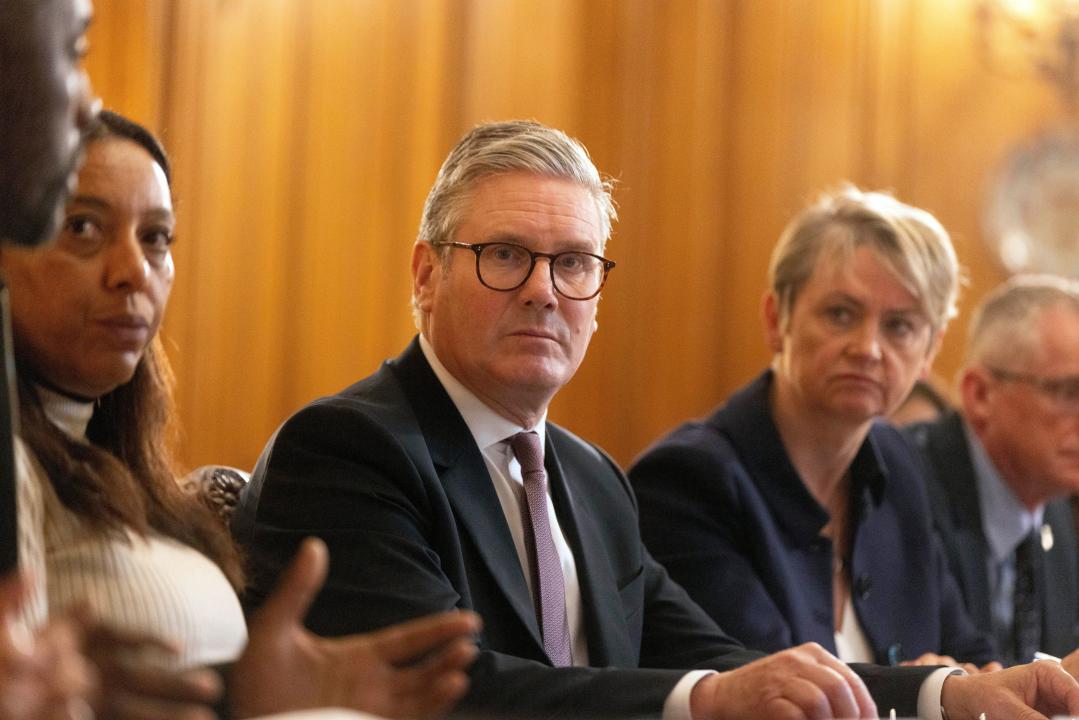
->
<box><xmin>768</xmin><ymin>185</ymin><xmax>961</xmax><ymax>335</ymax></box>
<box><xmin>964</xmin><ymin>274</ymin><xmax>1079</xmax><ymax>370</ymax></box>
<box><xmin>418</xmin><ymin>120</ymin><xmax>616</xmax><ymax>253</ymax></box>
<box><xmin>412</xmin><ymin>120</ymin><xmax>617</xmax><ymax>325</ymax></box>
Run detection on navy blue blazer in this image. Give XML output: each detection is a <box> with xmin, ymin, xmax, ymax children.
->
<box><xmin>906</xmin><ymin>411</ymin><xmax>1079</xmax><ymax>663</ymax></box>
<box><xmin>629</xmin><ymin>371</ymin><xmax>996</xmax><ymax>667</ymax></box>
<box><xmin>234</xmin><ymin>342</ymin><xmax>933</xmax><ymax>718</ymax></box>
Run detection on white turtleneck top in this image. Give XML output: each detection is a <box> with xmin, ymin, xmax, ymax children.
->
<box><xmin>17</xmin><ymin>387</ymin><xmax>247</xmax><ymax>668</ymax></box>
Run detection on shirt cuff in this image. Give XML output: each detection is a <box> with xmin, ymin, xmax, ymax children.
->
<box><xmin>663</xmin><ymin>670</ymin><xmax>717</xmax><ymax>720</ymax></box>
<box><xmin>917</xmin><ymin>667</ymin><xmax>966</xmax><ymax>720</ymax></box>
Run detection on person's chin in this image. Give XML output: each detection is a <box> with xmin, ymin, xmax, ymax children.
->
<box><xmin>498</xmin><ymin>359</ymin><xmax>569</xmax><ymax>392</ymax></box>
<box><xmin>827</xmin><ymin>398</ymin><xmax>881</xmax><ymax>424</ymax></box>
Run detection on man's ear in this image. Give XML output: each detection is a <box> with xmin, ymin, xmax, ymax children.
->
<box><xmin>762</xmin><ymin>292</ymin><xmax>783</xmax><ymax>353</ymax></box>
<box><xmin>412</xmin><ymin>242</ymin><xmax>439</xmax><ymax>313</ymax></box>
<box><xmin>959</xmin><ymin>366</ymin><xmax>991</xmax><ymax>427</ymax></box>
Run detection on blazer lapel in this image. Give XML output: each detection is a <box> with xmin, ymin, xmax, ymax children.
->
<box><xmin>929</xmin><ymin>414</ymin><xmax>993</xmax><ymax>630</ymax></box>
<box><xmin>544</xmin><ymin>429</ymin><xmax>636</xmax><ymax>666</ymax></box>
<box><xmin>1040</xmin><ymin>502</ymin><xmax>1078</xmax><ymax>654</ymax></box>
<box><xmin>390</xmin><ymin>339</ymin><xmax>543</xmax><ymax>647</ymax></box>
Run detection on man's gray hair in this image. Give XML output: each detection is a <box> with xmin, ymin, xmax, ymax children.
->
<box><xmin>417</xmin><ymin>120</ymin><xmax>617</xmax><ymax>254</ymax></box>
<box><xmin>411</xmin><ymin>120</ymin><xmax>616</xmax><ymax>326</ymax></box>
<box><xmin>964</xmin><ymin>274</ymin><xmax>1079</xmax><ymax>370</ymax></box>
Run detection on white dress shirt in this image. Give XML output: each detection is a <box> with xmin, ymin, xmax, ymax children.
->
<box><xmin>419</xmin><ymin>336</ymin><xmax>711</xmax><ymax>718</ymax></box>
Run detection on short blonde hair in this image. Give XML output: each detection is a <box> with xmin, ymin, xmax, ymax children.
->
<box><xmin>768</xmin><ymin>185</ymin><xmax>961</xmax><ymax>335</ymax></box>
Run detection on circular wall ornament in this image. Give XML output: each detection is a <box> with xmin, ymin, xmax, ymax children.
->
<box><xmin>985</xmin><ymin>126</ymin><xmax>1079</xmax><ymax>278</ymax></box>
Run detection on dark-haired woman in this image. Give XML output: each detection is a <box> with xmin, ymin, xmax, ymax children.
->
<box><xmin>8</xmin><ymin>110</ymin><xmax>479</xmax><ymax>719</ymax></box>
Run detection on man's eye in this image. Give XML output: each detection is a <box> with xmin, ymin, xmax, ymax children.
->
<box><xmin>556</xmin><ymin>254</ymin><xmax>585</xmax><ymax>271</ymax></box>
<box><xmin>1052</xmin><ymin>379</ymin><xmax>1079</xmax><ymax>403</ymax></box>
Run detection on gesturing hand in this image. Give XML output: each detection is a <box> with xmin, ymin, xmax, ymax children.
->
<box><xmin>82</xmin><ymin>621</ymin><xmax>221</xmax><ymax>720</ymax></box>
<box><xmin>230</xmin><ymin>537</ymin><xmax>481</xmax><ymax>720</ymax></box>
<box><xmin>0</xmin><ymin>572</ymin><xmax>95</xmax><ymax>720</ymax></box>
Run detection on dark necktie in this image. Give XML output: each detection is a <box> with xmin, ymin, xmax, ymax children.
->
<box><xmin>1012</xmin><ymin>529</ymin><xmax>1044</xmax><ymax>664</ymax></box>
<box><xmin>509</xmin><ymin>431</ymin><xmax>572</xmax><ymax>667</ymax></box>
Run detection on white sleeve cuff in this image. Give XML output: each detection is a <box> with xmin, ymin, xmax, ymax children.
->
<box><xmin>917</xmin><ymin>667</ymin><xmax>966</xmax><ymax>720</ymax></box>
<box><xmin>663</xmin><ymin>670</ymin><xmax>718</xmax><ymax>720</ymax></box>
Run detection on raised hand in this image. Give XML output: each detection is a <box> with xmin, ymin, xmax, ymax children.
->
<box><xmin>230</xmin><ymin>537</ymin><xmax>480</xmax><ymax>720</ymax></box>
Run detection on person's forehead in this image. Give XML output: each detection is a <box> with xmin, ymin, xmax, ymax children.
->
<box><xmin>1028</xmin><ymin>305</ymin><xmax>1079</xmax><ymax>370</ymax></box>
<box><xmin>801</xmin><ymin>245</ymin><xmax>915</xmax><ymax>300</ymax></box>
<box><xmin>462</xmin><ymin>172</ymin><xmax>603</xmax><ymax>242</ymax></box>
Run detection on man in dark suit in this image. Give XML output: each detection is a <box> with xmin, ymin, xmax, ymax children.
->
<box><xmin>237</xmin><ymin>120</ymin><xmax>1079</xmax><ymax>719</ymax></box>
<box><xmin>907</xmin><ymin>275</ymin><xmax>1079</xmax><ymax>666</ymax></box>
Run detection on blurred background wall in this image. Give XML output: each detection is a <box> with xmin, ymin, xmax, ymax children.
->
<box><xmin>83</xmin><ymin>0</ymin><xmax>1059</xmax><ymax>470</ymax></box>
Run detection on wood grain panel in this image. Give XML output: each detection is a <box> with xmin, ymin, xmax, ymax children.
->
<box><xmin>80</xmin><ymin>0</ymin><xmax>1065</xmax><ymax>470</ymax></box>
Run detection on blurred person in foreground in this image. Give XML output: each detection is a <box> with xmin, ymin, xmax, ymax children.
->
<box><xmin>0</xmin><ymin>0</ymin><xmax>99</xmax><ymax>717</ymax></box>
<box><xmin>237</xmin><ymin>124</ymin><xmax>1079</xmax><ymax>720</ymax></box>
<box><xmin>3</xmin><ymin>109</ymin><xmax>479</xmax><ymax>720</ymax></box>
<box><xmin>907</xmin><ymin>275</ymin><xmax>1079</xmax><ymax>667</ymax></box>
<box><xmin>629</xmin><ymin>187</ymin><xmax>1001</xmax><ymax>672</ymax></box>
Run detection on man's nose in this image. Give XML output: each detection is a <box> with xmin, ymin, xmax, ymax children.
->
<box><xmin>519</xmin><ymin>257</ymin><xmax>558</xmax><ymax>305</ymax></box>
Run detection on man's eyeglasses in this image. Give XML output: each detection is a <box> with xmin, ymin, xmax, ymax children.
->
<box><xmin>433</xmin><ymin>241</ymin><xmax>616</xmax><ymax>301</ymax></box>
<box><xmin>987</xmin><ymin>366</ymin><xmax>1079</xmax><ymax>412</ymax></box>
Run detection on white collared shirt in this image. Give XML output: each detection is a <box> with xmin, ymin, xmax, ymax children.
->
<box><xmin>419</xmin><ymin>335</ymin><xmax>588</xmax><ymax>666</ymax></box>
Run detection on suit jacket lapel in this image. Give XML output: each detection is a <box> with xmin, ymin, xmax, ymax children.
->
<box><xmin>390</xmin><ymin>339</ymin><xmax>543</xmax><ymax>647</ymax></box>
<box><xmin>929</xmin><ymin>414</ymin><xmax>992</xmax><ymax>630</ymax></box>
<box><xmin>1040</xmin><ymin>502</ymin><xmax>1078</xmax><ymax>653</ymax></box>
<box><xmin>545</xmin><ymin>428</ymin><xmax>636</xmax><ymax>666</ymax></box>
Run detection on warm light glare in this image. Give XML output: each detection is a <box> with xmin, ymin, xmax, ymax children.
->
<box><xmin>999</xmin><ymin>0</ymin><xmax>1039</xmax><ymax>20</ymax></box>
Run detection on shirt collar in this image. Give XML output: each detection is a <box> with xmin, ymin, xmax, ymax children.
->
<box><xmin>37</xmin><ymin>384</ymin><xmax>94</xmax><ymax>440</ymax></box>
<box><xmin>964</xmin><ymin>420</ymin><xmax>1044</xmax><ymax>563</ymax></box>
<box><xmin>418</xmin><ymin>333</ymin><xmax>547</xmax><ymax>452</ymax></box>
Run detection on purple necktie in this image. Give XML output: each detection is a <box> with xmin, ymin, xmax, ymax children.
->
<box><xmin>509</xmin><ymin>431</ymin><xmax>572</xmax><ymax>667</ymax></box>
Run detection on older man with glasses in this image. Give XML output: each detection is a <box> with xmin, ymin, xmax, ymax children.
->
<box><xmin>907</xmin><ymin>274</ymin><xmax>1079</xmax><ymax>667</ymax></box>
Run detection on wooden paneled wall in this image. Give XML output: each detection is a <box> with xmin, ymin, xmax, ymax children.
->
<box><xmin>84</xmin><ymin>0</ymin><xmax>1055</xmax><ymax>470</ymax></box>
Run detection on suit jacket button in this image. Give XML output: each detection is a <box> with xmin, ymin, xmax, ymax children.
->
<box><xmin>854</xmin><ymin>573</ymin><xmax>872</xmax><ymax>600</ymax></box>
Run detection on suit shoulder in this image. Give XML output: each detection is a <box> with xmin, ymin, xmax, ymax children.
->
<box><xmin>630</xmin><ymin>419</ymin><xmax>740</xmax><ymax>479</ymax></box>
<box><xmin>276</xmin><ymin>365</ymin><xmax>413</xmax><ymax>438</ymax></box>
<box><xmin>869</xmin><ymin>420</ymin><xmax>926</xmax><ymax>467</ymax></box>
<box><xmin>547</xmin><ymin>422</ymin><xmax>622</xmax><ymax>477</ymax></box>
